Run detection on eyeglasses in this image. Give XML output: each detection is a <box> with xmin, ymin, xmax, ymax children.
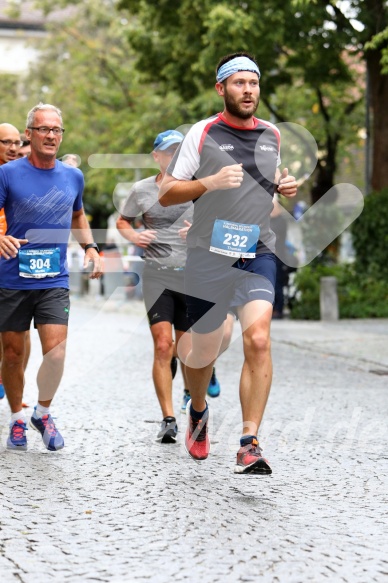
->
<box><xmin>0</xmin><ymin>139</ymin><xmax>23</xmax><ymax>147</ymax></box>
<box><xmin>28</xmin><ymin>127</ymin><xmax>65</xmax><ymax>136</ymax></box>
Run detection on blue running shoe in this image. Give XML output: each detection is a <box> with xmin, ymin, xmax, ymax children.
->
<box><xmin>30</xmin><ymin>408</ymin><xmax>64</xmax><ymax>451</ymax></box>
<box><xmin>0</xmin><ymin>381</ymin><xmax>5</xmax><ymax>400</ymax></box>
<box><xmin>7</xmin><ymin>419</ymin><xmax>28</xmax><ymax>451</ymax></box>
<box><xmin>181</xmin><ymin>389</ymin><xmax>190</xmax><ymax>413</ymax></box>
<box><xmin>207</xmin><ymin>367</ymin><xmax>220</xmax><ymax>398</ymax></box>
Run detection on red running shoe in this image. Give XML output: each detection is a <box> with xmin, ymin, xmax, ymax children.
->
<box><xmin>234</xmin><ymin>438</ymin><xmax>272</xmax><ymax>474</ymax></box>
<box><xmin>185</xmin><ymin>399</ymin><xmax>209</xmax><ymax>460</ymax></box>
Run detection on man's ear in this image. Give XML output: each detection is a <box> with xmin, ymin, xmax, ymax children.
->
<box><xmin>152</xmin><ymin>150</ymin><xmax>159</xmax><ymax>163</ymax></box>
<box><xmin>215</xmin><ymin>82</ymin><xmax>225</xmax><ymax>97</ymax></box>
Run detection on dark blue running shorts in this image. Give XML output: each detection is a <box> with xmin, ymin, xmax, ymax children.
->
<box><xmin>185</xmin><ymin>247</ymin><xmax>276</xmax><ymax>334</ymax></box>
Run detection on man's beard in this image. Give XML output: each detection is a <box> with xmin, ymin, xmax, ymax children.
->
<box><xmin>224</xmin><ymin>88</ymin><xmax>259</xmax><ymax>119</ymax></box>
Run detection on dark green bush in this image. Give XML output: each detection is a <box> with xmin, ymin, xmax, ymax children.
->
<box><xmin>351</xmin><ymin>188</ymin><xmax>388</xmax><ymax>282</ymax></box>
<box><xmin>291</xmin><ymin>190</ymin><xmax>388</xmax><ymax>319</ymax></box>
<box><xmin>290</xmin><ymin>262</ymin><xmax>388</xmax><ymax>319</ymax></box>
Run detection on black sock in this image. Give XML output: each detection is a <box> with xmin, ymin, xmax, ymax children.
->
<box><xmin>189</xmin><ymin>403</ymin><xmax>208</xmax><ymax>420</ymax></box>
<box><xmin>240</xmin><ymin>435</ymin><xmax>256</xmax><ymax>447</ymax></box>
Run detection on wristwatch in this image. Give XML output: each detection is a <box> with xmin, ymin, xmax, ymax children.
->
<box><xmin>84</xmin><ymin>243</ymin><xmax>100</xmax><ymax>253</ymax></box>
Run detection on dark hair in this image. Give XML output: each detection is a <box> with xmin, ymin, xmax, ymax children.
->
<box><xmin>216</xmin><ymin>52</ymin><xmax>258</xmax><ymax>77</ymax></box>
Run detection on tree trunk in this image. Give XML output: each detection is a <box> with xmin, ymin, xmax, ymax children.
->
<box><xmin>311</xmin><ymin>161</ymin><xmax>336</xmax><ymax>205</ymax></box>
<box><xmin>310</xmin><ymin>133</ymin><xmax>338</xmax><ymax>205</ymax></box>
<box><xmin>367</xmin><ymin>49</ymin><xmax>388</xmax><ymax>192</ymax></box>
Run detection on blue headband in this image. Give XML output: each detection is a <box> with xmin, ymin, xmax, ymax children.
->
<box><xmin>216</xmin><ymin>56</ymin><xmax>261</xmax><ymax>83</ymax></box>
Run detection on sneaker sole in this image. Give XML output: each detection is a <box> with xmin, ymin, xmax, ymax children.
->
<box><xmin>184</xmin><ymin>437</ymin><xmax>208</xmax><ymax>461</ymax></box>
<box><xmin>6</xmin><ymin>443</ymin><xmax>27</xmax><ymax>452</ymax></box>
<box><xmin>234</xmin><ymin>460</ymin><xmax>272</xmax><ymax>475</ymax></box>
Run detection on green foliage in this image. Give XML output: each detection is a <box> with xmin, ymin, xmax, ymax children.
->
<box><xmin>15</xmin><ymin>0</ymin><xmax>186</xmax><ymax>227</ymax></box>
<box><xmin>300</xmin><ymin>202</ymin><xmax>345</xmax><ymax>265</ymax></box>
<box><xmin>118</xmin><ymin>0</ymin><xmax>365</xmax><ymax>198</ymax></box>
<box><xmin>0</xmin><ymin>75</ymin><xmax>28</xmax><ymax>129</ymax></box>
<box><xmin>351</xmin><ymin>189</ymin><xmax>388</xmax><ymax>281</ymax></box>
<box><xmin>3</xmin><ymin>0</ymin><xmax>385</xmax><ymax>227</ymax></box>
<box><xmin>290</xmin><ymin>261</ymin><xmax>388</xmax><ymax>320</ymax></box>
<box><xmin>292</xmin><ymin>187</ymin><xmax>388</xmax><ymax>319</ymax></box>
<box><xmin>365</xmin><ymin>26</ymin><xmax>388</xmax><ymax>73</ymax></box>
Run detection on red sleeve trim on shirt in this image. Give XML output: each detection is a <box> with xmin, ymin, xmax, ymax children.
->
<box><xmin>198</xmin><ymin>114</ymin><xmax>223</xmax><ymax>154</ymax></box>
<box><xmin>258</xmin><ymin>119</ymin><xmax>281</xmax><ymax>148</ymax></box>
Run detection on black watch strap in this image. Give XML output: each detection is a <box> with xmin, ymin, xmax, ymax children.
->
<box><xmin>84</xmin><ymin>243</ymin><xmax>99</xmax><ymax>253</ymax></box>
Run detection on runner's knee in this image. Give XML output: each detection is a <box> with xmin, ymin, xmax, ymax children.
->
<box><xmin>154</xmin><ymin>336</ymin><xmax>173</xmax><ymax>360</ymax></box>
<box><xmin>2</xmin><ymin>344</ymin><xmax>24</xmax><ymax>366</ymax></box>
<box><xmin>243</xmin><ymin>331</ymin><xmax>271</xmax><ymax>355</ymax></box>
<box><xmin>42</xmin><ymin>343</ymin><xmax>66</xmax><ymax>367</ymax></box>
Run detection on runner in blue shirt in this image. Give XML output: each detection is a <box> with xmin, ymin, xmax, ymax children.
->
<box><xmin>0</xmin><ymin>103</ymin><xmax>102</xmax><ymax>452</ymax></box>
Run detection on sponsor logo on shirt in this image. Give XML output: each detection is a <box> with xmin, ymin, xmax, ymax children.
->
<box><xmin>259</xmin><ymin>145</ymin><xmax>276</xmax><ymax>152</ymax></box>
<box><xmin>219</xmin><ymin>144</ymin><xmax>234</xmax><ymax>151</ymax></box>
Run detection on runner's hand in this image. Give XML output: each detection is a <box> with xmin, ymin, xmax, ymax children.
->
<box><xmin>0</xmin><ymin>235</ymin><xmax>28</xmax><ymax>259</ymax></box>
<box><xmin>179</xmin><ymin>220</ymin><xmax>192</xmax><ymax>241</ymax></box>
<box><xmin>83</xmin><ymin>248</ymin><xmax>103</xmax><ymax>279</ymax></box>
<box><xmin>136</xmin><ymin>230</ymin><xmax>157</xmax><ymax>248</ymax></box>
<box><xmin>277</xmin><ymin>168</ymin><xmax>298</xmax><ymax>198</ymax></box>
<box><xmin>204</xmin><ymin>164</ymin><xmax>244</xmax><ymax>191</ymax></box>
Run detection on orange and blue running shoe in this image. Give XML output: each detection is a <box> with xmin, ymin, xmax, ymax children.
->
<box><xmin>30</xmin><ymin>408</ymin><xmax>64</xmax><ymax>451</ymax></box>
<box><xmin>234</xmin><ymin>438</ymin><xmax>272</xmax><ymax>474</ymax></box>
<box><xmin>7</xmin><ymin>419</ymin><xmax>28</xmax><ymax>451</ymax></box>
<box><xmin>185</xmin><ymin>400</ymin><xmax>210</xmax><ymax>460</ymax></box>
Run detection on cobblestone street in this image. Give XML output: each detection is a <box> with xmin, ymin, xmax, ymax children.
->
<box><xmin>1</xmin><ymin>299</ymin><xmax>387</xmax><ymax>582</ymax></box>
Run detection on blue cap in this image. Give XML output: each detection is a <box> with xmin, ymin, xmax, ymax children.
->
<box><xmin>153</xmin><ymin>130</ymin><xmax>184</xmax><ymax>152</ymax></box>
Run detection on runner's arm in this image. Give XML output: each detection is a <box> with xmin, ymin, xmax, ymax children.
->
<box><xmin>159</xmin><ymin>164</ymin><xmax>245</xmax><ymax>207</ymax></box>
<box><xmin>116</xmin><ymin>216</ymin><xmax>157</xmax><ymax>248</ymax></box>
<box><xmin>71</xmin><ymin>208</ymin><xmax>103</xmax><ymax>279</ymax></box>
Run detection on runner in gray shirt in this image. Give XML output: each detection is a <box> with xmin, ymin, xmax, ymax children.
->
<box><xmin>117</xmin><ymin>130</ymin><xmax>230</xmax><ymax>443</ymax></box>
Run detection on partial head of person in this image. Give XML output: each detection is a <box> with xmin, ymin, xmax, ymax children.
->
<box><xmin>61</xmin><ymin>153</ymin><xmax>81</xmax><ymax>168</ymax></box>
<box><xmin>17</xmin><ymin>133</ymin><xmax>31</xmax><ymax>158</ymax></box>
<box><xmin>215</xmin><ymin>52</ymin><xmax>261</xmax><ymax>121</ymax></box>
<box><xmin>0</xmin><ymin>123</ymin><xmax>22</xmax><ymax>165</ymax></box>
<box><xmin>25</xmin><ymin>103</ymin><xmax>65</xmax><ymax>166</ymax></box>
<box><xmin>152</xmin><ymin>130</ymin><xmax>184</xmax><ymax>174</ymax></box>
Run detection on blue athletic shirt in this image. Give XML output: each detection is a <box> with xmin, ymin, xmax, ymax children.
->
<box><xmin>0</xmin><ymin>157</ymin><xmax>84</xmax><ymax>289</ymax></box>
